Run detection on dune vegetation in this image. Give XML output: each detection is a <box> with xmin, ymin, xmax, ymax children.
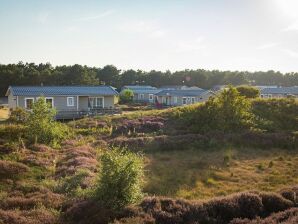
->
<box><xmin>0</xmin><ymin>87</ymin><xmax>297</xmax><ymax>223</ymax></box>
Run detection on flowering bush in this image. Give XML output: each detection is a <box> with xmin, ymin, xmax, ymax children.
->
<box><xmin>113</xmin><ymin>116</ymin><xmax>165</xmax><ymax>135</ymax></box>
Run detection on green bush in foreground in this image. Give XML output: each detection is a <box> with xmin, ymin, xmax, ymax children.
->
<box><xmin>95</xmin><ymin>148</ymin><xmax>144</xmax><ymax>209</ymax></box>
<box><xmin>25</xmin><ymin>97</ymin><xmax>69</xmax><ymax>145</ymax></box>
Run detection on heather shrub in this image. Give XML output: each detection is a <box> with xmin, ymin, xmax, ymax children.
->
<box><xmin>113</xmin><ymin>116</ymin><xmax>165</xmax><ymax>136</ymax></box>
<box><xmin>0</xmin><ymin>160</ymin><xmax>29</xmax><ymax>179</ymax></box>
<box><xmin>63</xmin><ymin>199</ymin><xmax>115</xmax><ymax>224</ymax></box>
<box><xmin>258</xmin><ymin>192</ymin><xmax>294</xmax><ymax>216</ymax></box>
<box><xmin>25</xmin><ymin>97</ymin><xmax>70</xmax><ymax>145</ymax></box>
<box><xmin>94</xmin><ymin>148</ymin><xmax>144</xmax><ymax>209</ymax></box>
<box><xmin>231</xmin><ymin>208</ymin><xmax>298</xmax><ymax>224</ymax></box>
<box><xmin>204</xmin><ymin>192</ymin><xmax>263</xmax><ymax>223</ymax></box>
<box><xmin>0</xmin><ymin>124</ymin><xmax>26</xmax><ymax>141</ymax></box>
<box><xmin>56</xmin><ymin>169</ymin><xmax>93</xmax><ymax>196</ymax></box>
<box><xmin>55</xmin><ymin>145</ymin><xmax>98</xmax><ymax>178</ymax></box>
<box><xmin>0</xmin><ymin>208</ymin><xmax>58</xmax><ymax>224</ymax></box>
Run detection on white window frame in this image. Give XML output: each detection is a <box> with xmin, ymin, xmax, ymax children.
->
<box><xmin>67</xmin><ymin>97</ymin><xmax>75</xmax><ymax>107</ymax></box>
<box><xmin>182</xmin><ymin>97</ymin><xmax>187</xmax><ymax>105</ymax></box>
<box><xmin>89</xmin><ymin>97</ymin><xmax>104</xmax><ymax>108</ymax></box>
<box><xmin>45</xmin><ymin>97</ymin><xmax>54</xmax><ymax>108</ymax></box>
<box><xmin>36</xmin><ymin>97</ymin><xmax>54</xmax><ymax>108</ymax></box>
<box><xmin>24</xmin><ymin>97</ymin><xmax>34</xmax><ymax>109</ymax></box>
<box><xmin>149</xmin><ymin>94</ymin><xmax>154</xmax><ymax>101</ymax></box>
<box><xmin>139</xmin><ymin>94</ymin><xmax>144</xmax><ymax>100</ymax></box>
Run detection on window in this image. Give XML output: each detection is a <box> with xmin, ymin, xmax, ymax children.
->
<box><xmin>174</xmin><ymin>96</ymin><xmax>178</xmax><ymax>104</ymax></box>
<box><xmin>25</xmin><ymin>98</ymin><xmax>34</xmax><ymax>109</ymax></box>
<box><xmin>139</xmin><ymin>94</ymin><xmax>144</xmax><ymax>100</ymax></box>
<box><xmin>67</xmin><ymin>97</ymin><xmax>75</xmax><ymax>106</ymax></box>
<box><xmin>89</xmin><ymin>97</ymin><xmax>104</xmax><ymax>108</ymax></box>
<box><xmin>162</xmin><ymin>97</ymin><xmax>166</xmax><ymax>104</ymax></box>
<box><xmin>268</xmin><ymin>94</ymin><xmax>272</xmax><ymax>98</ymax></box>
<box><xmin>187</xmin><ymin>97</ymin><xmax>191</xmax><ymax>104</ymax></box>
<box><xmin>260</xmin><ymin>94</ymin><xmax>264</xmax><ymax>98</ymax></box>
<box><xmin>182</xmin><ymin>97</ymin><xmax>187</xmax><ymax>105</ymax></box>
<box><xmin>191</xmin><ymin>97</ymin><xmax>195</xmax><ymax>104</ymax></box>
<box><xmin>45</xmin><ymin>97</ymin><xmax>54</xmax><ymax>108</ymax></box>
<box><xmin>149</xmin><ymin>94</ymin><xmax>154</xmax><ymax>101</ymax></box>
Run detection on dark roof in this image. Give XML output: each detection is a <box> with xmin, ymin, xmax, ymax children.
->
<box><xmin>261</xmin><ymin>87</ymin><xmax>298</xmax><ymax>95</ymax></box>
<box><xmin>155</xmin><ymin>89</ymin><xmax>210</xmax><ymax>97</ymax></box>
<box><xmin>6</xmin><ymin>86</ymin><xmax>118</xmax><ymax>96</ymax></box>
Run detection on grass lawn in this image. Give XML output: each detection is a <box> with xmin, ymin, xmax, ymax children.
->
<box><xmin>0</xmin><ymin>107</ymin><xmax>9</xmax><ymax>121</ymax></box>
<box><xmin>144</xmin><ymin>147</ymin><xmax>298</xmax><ymax>200</ymax></box>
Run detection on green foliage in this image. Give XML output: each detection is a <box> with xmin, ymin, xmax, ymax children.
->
<box><xmin>1</xmin><ymin>62</ymin><xmax>298</xmax><ymax>95</ymax></box>
<box><xmin>25</xmin><ymin>97</ymin><xmax>69</xmax><ymax>145</ymax></box>
<box><xmin>252</xmin><ymin>98</ymin><xmax>298</xmax><ymax>131</ymax></box>
<box><xmin>120</xmin><ymin>89</ymin><xmax>134</xmax><ymax>103</ymax></box>
<box><xmin>0</xmin><ymin>124</ymin><xmax>26</xmax><ymax>141</ymax></box>
<box><xmin>236</xmin><ymin>85</ymin><xmax>260</xmax><ymax>98</ymax></box>
<box><xmin>56</xmin><ymin>169</ymin><xmax>92</xmax><ymax>197</ymax></box>
<box><xmin>95</xmin><ymin>148</ymin><xmax>144</xmax><ymax>209</ymax></box>
<box><xmin>8</xmin><ymin>107</ymin><xmax>29</xmax><ymax>123</ymax></box>
<box><xmin>177</xmin><ymin>86</ymin><xmax>254</xmax><ymax>133</ymax></box>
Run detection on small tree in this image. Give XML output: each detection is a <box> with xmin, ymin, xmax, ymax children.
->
<box><xmin>26</xmin><ymin>97</ymin><xmax>69</xmax><ymax>145</ymax></box>
<box><xmin>236</xmin><ymin>86</ymin><xmax>260</xmax><ymax>98</ymax></box>
<box><xmin>120</xmin><ymin>89</ymin><xmax>134</xmax><ymax>104</ymax></box>
<box><xmin>95</xmin><ymin>148</ymin><xmax>144</xmax><ymax>209</ymax></box>
<box><xmin>215</xmin><ymin>86</ymin><xmax>254</xmax><ymax>131</ymax></box>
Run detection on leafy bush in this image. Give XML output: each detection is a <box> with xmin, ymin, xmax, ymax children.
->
<box><xmin>236</xmin><ymin>86</ymin><xmax>260</xmax><ymax>98</ymax></box>
<box><xmin>8</xmin><ymin>107</ymin><xmax>29</xmax><ymax>123</ymax></box>
<box><xmin>175</xmin><ymin>86</ymin><xmax>254</xmax><ymax>133</ymax></box>
<box><xmin>252</xmin><ymin>98</ymin><xmax>298</xmax><ymax>132</ymax></box>
<box><xmin>25</xmin><ymin>97</ymin><xmax>70</xmax><ymax>145</ymax></box>
<box><xmin>94</xmin><ymin>148</ymin><xmax>144</xmax><ymax>209</ymax></box>
<box><xmin>120</xmin><ymin>89</ymin><xmax>134</xmax><ymax>104</ymax></box>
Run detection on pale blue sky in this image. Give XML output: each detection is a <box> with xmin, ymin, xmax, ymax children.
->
<box><xmin>1</xmin><ymin>0</ymin><xmax>298</xmax><ymax>72</ymax></box>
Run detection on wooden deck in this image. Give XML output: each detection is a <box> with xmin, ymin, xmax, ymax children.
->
<box><xmin>55</xmin><ymin>108</ymin><xmax>122</xmax><ymax>120</ymax></box>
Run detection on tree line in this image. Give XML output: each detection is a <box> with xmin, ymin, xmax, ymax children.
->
<box><xmin>0</xmin><ymin>62</ymin><xmax>298</xmax><ymax>95</ymax></box>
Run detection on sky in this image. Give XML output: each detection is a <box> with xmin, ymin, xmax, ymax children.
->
<box><xmin>0</xmin><ymin>0</ymin><xmax>298</xmax><ymax>72</ymax></box>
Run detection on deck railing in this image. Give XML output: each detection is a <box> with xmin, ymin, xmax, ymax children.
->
<box><xmin>55</xmin><ymin>108</ymin><xmax>122</xmax><ymax>120</ymax></box>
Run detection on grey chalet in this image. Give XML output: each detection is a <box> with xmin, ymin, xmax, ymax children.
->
<box><xmin>6</xmin><ymin>86</ymin><xmax>119</xmax><ymax>118</ymax></box>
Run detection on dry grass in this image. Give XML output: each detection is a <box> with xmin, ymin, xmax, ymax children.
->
<box><xmin>144</xmin><ymin>148</ymin><xmax>298</xmax><ymax>200</ymax></box>
<box><xmin>0</xmin><ymin>108</ymin><xmax>9</xmax><ymax>121</ymax></box>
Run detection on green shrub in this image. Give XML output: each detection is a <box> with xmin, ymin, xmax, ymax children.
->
<box><xmin>120</xmin><ymin>89</ymin><xmax>134</xmax><ymax>104</ymax></box>
<box><xmin>25</xmin><ymin>97</ymin><xmax>70</xmax><ymax>145</ymax></box>
<box><xmin>8</xmin><ymin>107</ymin><xmax>29</xmax><ymax>123</ymax></box>
<box><xmin>0</xmin><ymin>124</ymin><xmax>26</xmax><ymax>141</ymax></box>
<box><xmin>252</xmin><ymin>98</ymin><xmax>298</xmax><ymax>132</ymax></box>
<box><xmin>95</xmin><ymin>148</ymin><xmax>144</xmax><ymax>209</ymax></box>
<box><xmin>175</xmin><ymin>86</ymin><xmax>254</xmax><ymax>133</ymax></box>
<box><xmin>236</xmin><ymin>86</ymin><xmax>260</xmax><ymax>98</ymax></box>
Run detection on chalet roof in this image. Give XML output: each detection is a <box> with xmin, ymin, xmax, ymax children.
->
<box><xmin>261</xmin><ymin>87</ymin><xmax>298</xmax><ymax>95</ymax></box>
<box><xmin>6</xmin><ymin>86</ymin><xmax>119</xmax><ymax>96</ymax></box>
